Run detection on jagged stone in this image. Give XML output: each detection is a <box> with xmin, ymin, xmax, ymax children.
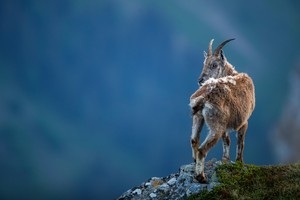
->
<box><xmin>117</xmin><ymin>159</ymin><xmax>222</xmax><ymax>200</ymax></box>
<box><xmin>167</xmin><ymin>177</ymin><xmax>176</xmax><ymax>185</ymax></box>
<box><xmin>132</xmin><ymin>189</ymin><xmax>142</xmax><ymax>195</ymax></box>
<box><xmin>149</xmin><ymin>193</ymin><xmax>156</xmax><ymax>198</ymax></box>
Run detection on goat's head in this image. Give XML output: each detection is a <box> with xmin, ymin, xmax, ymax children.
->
<box><xmin>198</xmin><ymin>38</ymin><xmax>235</xmax><ymax>86</ymax></box>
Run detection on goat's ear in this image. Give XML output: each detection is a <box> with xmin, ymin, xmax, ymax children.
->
<box><xmin>203</xmin><ymin>51</ymin><xmax>207</xmax><ymax>58</ymax></box>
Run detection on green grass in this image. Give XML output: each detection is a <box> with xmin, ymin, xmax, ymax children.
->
<box><xmin>189</xmin><ymin>162</ymin><xmax>300</xmax><ymax>199</ymax></box>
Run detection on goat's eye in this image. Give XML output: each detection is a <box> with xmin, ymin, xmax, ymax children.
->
<box><xmin>212</xmin><ymin>63</ymin><xmax>218</xmax><ymax>68</ymax></box>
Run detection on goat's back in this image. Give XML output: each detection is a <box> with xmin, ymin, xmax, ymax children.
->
<box><xmin>190</xmin><ymin>73</ymin><xmax>255</xmax><ymax>130</ymax></box>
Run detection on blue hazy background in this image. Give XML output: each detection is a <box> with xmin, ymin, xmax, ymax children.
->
<box><xmin>0</xmin><ymin>0</ymin><xmax>300</xmax><ymax>199</ymax></box>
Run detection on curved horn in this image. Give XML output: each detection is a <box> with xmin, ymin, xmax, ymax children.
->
<box><xmin>207</xmin><ymin>39</ymin><xmax>214</xmax><ymax>57</ymax></box>
<box><xmin>214</xmin><ymin>38</ymin><xmax>235</xmax><ymax>56</ymax></box>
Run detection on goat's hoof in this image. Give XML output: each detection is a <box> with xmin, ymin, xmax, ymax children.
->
<box><xmin>195</xmin><ymin>174</ymin><xmax>207</xmax><ymax>183</ymax></box>
<box><xmin>193</xmin><ymin>158</ymin><xmax>196</xmax><ymax>163</ymax></box>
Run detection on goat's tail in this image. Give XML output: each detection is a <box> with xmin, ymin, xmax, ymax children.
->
<box><xmin>189</xmin><ymin>96</ymin><xmax>205</xmax><ymax>115</ymax></box>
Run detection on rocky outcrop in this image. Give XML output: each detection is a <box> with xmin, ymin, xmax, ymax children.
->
<box><xmin>117</xmin><ymin>159</ymin><xmax>223</xmax><ymax>200</ymax></box>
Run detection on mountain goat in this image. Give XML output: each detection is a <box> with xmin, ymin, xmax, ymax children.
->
<box><xmin>189</xmin><ymin>39</ymin><xmax>255</xmax><ymax>183</ymax></box>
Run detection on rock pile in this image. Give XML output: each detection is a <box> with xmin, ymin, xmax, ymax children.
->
<box><xmin>118</xmin><ymin>159</ymin><xmax>223</xmax><ymax>200</ymax></box>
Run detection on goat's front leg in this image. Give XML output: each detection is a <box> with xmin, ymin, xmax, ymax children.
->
<box><xmin>190</xmin><ymin>114</ymin><xmax>204</xmax><ymax>162</ymax></box>
<box><xmin>236</xmin><ymin>122</ymin><xmax>248</xmax><ymax>163</ymax></box>
<box><xmin>222</xmin><ymin>131</ymin><xmax>231</xmax><ymax>163</ymax></box>
<box><xmin>195</xmin><ymin>130</ymin><xmax>222</xmax><ymax>183</ymax></box>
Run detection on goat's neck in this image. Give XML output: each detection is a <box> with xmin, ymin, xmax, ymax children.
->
<box><xmin>224</xmin><ymin>62</ymin><xmax>238</xmax><ymax>76</ymax></box>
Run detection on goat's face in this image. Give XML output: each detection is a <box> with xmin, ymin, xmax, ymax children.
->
<box><xmin>198</xmin><ymin>39</ymin><xmax>235</xmax><ymax>86</ymax></box>
<box><xmin>198</xmin><ymin>51</ymin><xmax>226</xmax><ymax>85</ymax></box>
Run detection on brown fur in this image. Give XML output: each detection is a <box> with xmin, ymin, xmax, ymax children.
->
<box><xmin>189</xmin><ymin>39</ymin><xmax>255</xmax><ymax>183</ymax></box>
<box><xmin>191</xmin><ymin>73</ymin><xmax>255</xmax><ymax>130</ymax></box>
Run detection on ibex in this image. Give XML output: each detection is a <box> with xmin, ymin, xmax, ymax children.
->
<box><xmin>189</xmin><ymin>39</ymin><xmax>255</xmax><ymax>183</ymax></box>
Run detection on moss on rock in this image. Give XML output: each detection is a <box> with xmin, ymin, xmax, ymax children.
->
<box><xmin>189</xmin><ymin>162</ymin><xmax>300</xmax><ymax>199</ymax></box>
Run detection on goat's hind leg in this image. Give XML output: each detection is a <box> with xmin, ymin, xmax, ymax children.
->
<box><xmin>195</xmin><ymin>129</ymin><xmax>223</xmax><ymax>183</ymax></box>
<box><xmin>222</xmin><ymin>131</ymin><xmax>231</xmax><ymax>163</ymax></box>
<box><xmin>236</xmin><ymin>122</ymin><xmax>248</xmax><ymax>163</ymax></box>
<box><xmin>190</xmin><ymin>114</ymin><xmax>204</xmax><ymax>162</ymax></box>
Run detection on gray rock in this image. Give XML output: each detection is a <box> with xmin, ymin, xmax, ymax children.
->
<box><xmin>167</xmin><ymin>177</ymin><xmax>176</xmax><ymax>185</ymax></box>
<box><xmin>149</xmin><ymin>193</ymin><xmax>157</xmax><ymax>198</ymax></box>
<box><xmin>132</xmin><ymin>188</ymin><xmax>142</xmax><ymax>195</ymax></box>
<box><xmin>117</xmin><ymin>159</ymin><xmax>223</xmax><ymax>200</ymax></box>
<box><xmin>145</xmin><ymin>182</ymin><xmax>151</xmax><ymax>187</ymax></box>
<box><xmin>157</xmin><ymin>183</ymin><xmax>169</xmax><ymax>192</ymax></box>
<box><xmin>151</xmin><ymin>177</ymin><xmax>161</xmax><ymax>181</ymax></box>
<box><xmin>186</xmin><ymin>183</ymin><xmax>202</xmax><ymax>196</ymax></box>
